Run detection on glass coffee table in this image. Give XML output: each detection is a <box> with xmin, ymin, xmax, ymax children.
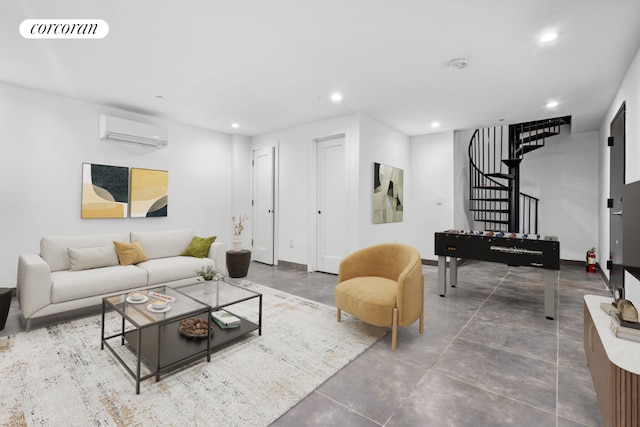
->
<box><xmin>101</xmin><ymin>286</ymin><xmax>213</xmax><ymax>394</ymax></box>
<box><xmin>101</xmin><ymin>279</ymin><xmax>262</xmax><ymax>394</ymax></box>
<box><xmin>176</xmin><ymin>279</ymin><xmax>262</xmax><ymax>349</ymax></box>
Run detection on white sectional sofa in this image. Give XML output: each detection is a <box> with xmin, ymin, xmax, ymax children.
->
<box><xmin>17</xmin><ymin>228</ymin><xmax>226</xmax><ymax>331</ymax></box>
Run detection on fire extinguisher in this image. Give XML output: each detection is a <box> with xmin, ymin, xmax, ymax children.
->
<box><xmin>586</xmin><ymin>247</ymin><xmax>597</xmax><ymax>273</ymax></box>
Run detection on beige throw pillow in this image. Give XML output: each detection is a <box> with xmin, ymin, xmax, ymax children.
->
<box><xmin>68</xmin><ymin>246</ymin><xmax>120</xmax><ymax>271</ymax></box>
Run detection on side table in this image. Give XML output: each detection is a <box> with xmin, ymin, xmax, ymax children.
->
<box><xmin>0</xmin><ymin>288</ymin><xmax>12</xmax><ymax>330</ymax></box>
<box><xmin>226</xmin><ymin>250</ymin><xmax>251</xmax><ymax>278</ymax></box>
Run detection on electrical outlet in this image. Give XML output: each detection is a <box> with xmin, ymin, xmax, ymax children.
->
<box><xmin>289</xmin><ymin>239</ymin><xmax>294</xmax><ymax>248</ymax></box>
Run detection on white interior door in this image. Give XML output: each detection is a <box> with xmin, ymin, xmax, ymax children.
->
<box><xmin>316</xmin><ymin>136</ymin><xmax>346</xmax><ymax>274</ymax></box>
<box><xmin>252</xmin><ymin>147</ymin><xmax>274</xmax><ymax>264</ymax></box>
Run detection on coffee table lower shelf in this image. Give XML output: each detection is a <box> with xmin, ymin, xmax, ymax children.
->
<box><xmin>123</xmin><ymin>317</ymin><xmax>260</xmax><ymax>370</ymax></box>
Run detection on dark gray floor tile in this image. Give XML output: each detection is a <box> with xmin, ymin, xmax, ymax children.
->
<box><xmin>559</xmin><ymin>333</ymin><xmax>589</xmax><ymax>373</ymax></box>
<box><xmin>459</xmin><ymin>315</ymin><xmax>557</xmax><ymax>363</ymax></box>
<box><xmin>432</xmin><ymin>338</ymin><xmax>557</xmax><ymax>412</ymax></box>
<box><xmin>271</xmin><ymin>391</ymin><xmax>380</xmax><ymax>427</ymax></box>
<box><xmin>558</xmin><ymin>366</ymin><xmax>604</xmax><ymax>427</ymax></box>
<box><xmin>387</xmin><ymin>372</ymin><xmax>556</xmax><ymax>427</ymax></box>
<box><xmin>316</xmin><ymin>344</ymin><xmax>426</xmax><ymax>424</ymax></box>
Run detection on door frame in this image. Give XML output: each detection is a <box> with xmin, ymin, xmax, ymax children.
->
<box><xmin>315</xmin><ymin>134</ymin><xmax>347</xmax><ymax>274</ymax></box>
<box><xmin>308</xmin><ymin>131</ymin><xmax>355</xmax><ymax>273</ymax></box>
<box><xmin>251</xmin><ymin>143</ymin><xmax>279</xmax><ymax>265</ymax></box>
<box><xmin>609</xmin><ymin>102</ymin><xmax>625</xmax><ymax>294</ymax></box>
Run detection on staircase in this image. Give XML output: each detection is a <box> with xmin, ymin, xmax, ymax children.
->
<box><xmin>468</xmin><ymin>116</ymin><xmax>571</xmax><ymax>234</ymax></box>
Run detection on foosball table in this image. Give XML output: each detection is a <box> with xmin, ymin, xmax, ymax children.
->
<box><xmin>434</xmin><ymin>230</ymin><xmax>560</xmax><ymax>319</ymax></box>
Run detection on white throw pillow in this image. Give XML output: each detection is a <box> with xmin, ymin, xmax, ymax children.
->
<box><xmin>68</xmin><ymin>246</ymin><xmax>120</xmax><ymax>271</ymax></box>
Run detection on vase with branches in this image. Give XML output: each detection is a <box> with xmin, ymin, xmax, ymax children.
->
<box><xmin>232</xmin><ymin>214</ymin><xmax>248</xmax><ymax>251</ymax></box>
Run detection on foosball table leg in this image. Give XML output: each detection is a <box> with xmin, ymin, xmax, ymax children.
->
<box><xmin>544</xmin><ymin>269</ymin><xmax>556</xmax><ymax>320</ymax></box>
<box><xmin>438</xmin><ymin>256</ymin><xmax>447</xmax><ymax>297</ymax></box>
<box><xmin>450</xmin><ymin>257</ymin><xmax>457</xmax><ymax>288</ymax></box>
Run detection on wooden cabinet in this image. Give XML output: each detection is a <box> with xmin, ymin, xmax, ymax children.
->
<box><xmin>584</xmin><ymin>296</ymin><xmax>640</xmax><ymax>427</ymax></box>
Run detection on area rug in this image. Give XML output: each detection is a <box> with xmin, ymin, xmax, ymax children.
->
<box><xmin>0</xmin><ymin>281</ymin><xmax>386</xmax><ymax>427</ymax></box>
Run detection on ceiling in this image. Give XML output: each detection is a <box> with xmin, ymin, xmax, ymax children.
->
<box><xmin>3</xmin><ymin>0</ymin><xmax>640</xmax><ymax>137</ymax></box>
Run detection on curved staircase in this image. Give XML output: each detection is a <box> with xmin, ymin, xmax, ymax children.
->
<box><xmin>468</xmin><ymin>116</ymin><xmax>571</xmax><ymax>234</ymax></box>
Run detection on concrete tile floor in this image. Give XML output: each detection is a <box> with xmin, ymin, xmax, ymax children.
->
<box><xmin>1</xmin><ymin>260</ymin><xmax>610</xmax><ymax>426</ymax></box>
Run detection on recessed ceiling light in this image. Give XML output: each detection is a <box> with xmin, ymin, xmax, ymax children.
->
<box><xmin>546</xmin><ymin>101</ymin><xmax>559</xmax><ymax>108</ymax></box>
<box><xmin>231</xmin><ymin>123</ymin><xmax>239</xmax><ymax>128</ymax></box>
<box><xmin>431</xmin><ymin>122</ymin><xmax>440</xmax><ymax>128</ymax></box>
<box><xmin>540</xmin><ymin>32</ymin><xmax>558</xmax><ymax>43</ymax></box>
<box><xmin>331</xmin><ymin>92</ymin><xmax>342</xmax><ymax>102</ymax></box>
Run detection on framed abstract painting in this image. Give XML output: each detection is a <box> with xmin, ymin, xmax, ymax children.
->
<box><xmin>129</xmin><ymin>167</ymin><xmax>168</xmax><ymax>217</ymax></box>
<box><xmin>373</xmin><ymin>162</ymin><xmax>403</xmax><ymax>224</ymax></box>
<box><xmin>81</xmin><ymin>163</ymin><xmax>129</xmax><ymax>218</ymax></box>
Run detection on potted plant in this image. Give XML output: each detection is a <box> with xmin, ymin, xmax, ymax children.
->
<box><xmin>196</xmin><ymin>265</ymin><xmax>224</xmax><ymax>295</ymax></box>
<box><xmin>232</xmin><ymin>214</ymin><xmax>248</xmax><ymax>252</ymax></box>
<box><xmin>195</xmin><ymin>265</ymin><xmax>224</xmax><ymax>281</ymax></box>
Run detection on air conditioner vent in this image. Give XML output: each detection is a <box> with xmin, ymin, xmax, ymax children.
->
<box><xmin>98</xmin><ymin>115</ymin><xmax>168</xmax><ymax>147</ymax></box>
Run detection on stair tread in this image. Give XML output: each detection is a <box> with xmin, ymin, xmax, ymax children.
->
<box><xmin>470</xmin><ymin>208</ymin><xmax>510</xmax><ymax>213</ymax></box>
<box><xmin>515</xmin><ymin>145</ymin><xmax>544</xmax><ymax>156</ymax></box>
<box><xmin>470</xmin><ymin>198</ymin><xmax>509</xmax><ymax>202</ymax></box>
<box><xmin>485</xmin><ymin>173</ymin><xmax>515</xmax><ymax>179</ymax></box>
<box><xmin>501</xmin><ymin>158</ymin><xmax>522</xmax><ymax>168</ymax></box>
<box><xmin>475</xmin><ymin>219</ymin><xmax>510</xmax><ymax>224</ymax></box>
<box><xmin>472</xmin><ymin>186</ymin><xmax>510</xmax><ymax>190</ymax></box>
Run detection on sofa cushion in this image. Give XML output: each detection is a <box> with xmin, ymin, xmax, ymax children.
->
<box><xmin>41</xmin><ymin>232</ymin><xmax>131</xmax><ymax>272</ymax></box>
<box><xmin>114</xmin><ymin>240</ymin><xmax>148</xmax><ymax>265</ymax></box>
<box><xmin>181</xmin><ymin>235</ymin><xmax>217</xmax><ymax>258</ymax></box>
<box><xmin>136</xmin><ymin>256</ymin><xmax>215</xmax><ymax>286</ymax></box>
<box><xmin>50</xmin><ymin>265</ymin><xmax>148</xmax><ymax>303</ymax></box>
<box><xmin>68</xmin><ymin>246</ymin><xmax>119</xmax><ymax>271</ymax></box>
<box><xmin>131</xmin><ymin>228</ymin><xmax>194</xmax><ymax>260</ymax></box>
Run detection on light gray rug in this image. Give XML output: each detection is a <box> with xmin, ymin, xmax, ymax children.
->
<box><xmin>0</xmin><ymin>281</ymin><xmax>386</xmax><ymax>426</ymax></box>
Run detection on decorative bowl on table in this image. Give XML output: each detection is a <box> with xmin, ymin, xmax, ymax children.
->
<box><xmin>178</xmin><ymin>317</ymin><xmax>214</xmax><ymax>339</ymax></box>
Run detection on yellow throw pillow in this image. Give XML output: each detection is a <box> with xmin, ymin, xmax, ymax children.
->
<box><xmin>113</xmin><ymin>240</ymin><xmax>148</xmax><ymax>266</ymax></box>
<box><xmin>181</xmin><ymin>236</ymin><xmax>217</xmax><ymax>258</ymax></box>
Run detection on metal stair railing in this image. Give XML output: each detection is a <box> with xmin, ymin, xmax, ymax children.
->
<box><xmin>468</xmin><ymin>127</ymin><xmax>539</xmax><ymax>234</ymax></box>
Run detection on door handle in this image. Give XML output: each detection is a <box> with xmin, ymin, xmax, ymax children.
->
<box><xmin>613</xmin><ymin>211</ymin><xmax>623</xmax><ymax>216</ymax></box>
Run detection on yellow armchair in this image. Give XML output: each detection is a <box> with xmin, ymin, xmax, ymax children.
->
<box><xmin>335</xmin><ymin>243</ymin><xmax>424</xmax><ymax>351</ymax></box>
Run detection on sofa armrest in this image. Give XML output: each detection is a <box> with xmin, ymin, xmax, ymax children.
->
<box><xmin>207</xmin><ymin>241</ymin><xmax>227</xmax><ymax>275</ymax></box>
<box><xmin>17</xmin><ymin>253</ymin><xmax>52</xmax><ymax>319</ymax></box>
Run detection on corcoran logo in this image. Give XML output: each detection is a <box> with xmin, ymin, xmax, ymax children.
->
<box><xmin>20</xmin><ymin>19</ymin><xmax>109</xmax><ymax>39</ymax></box>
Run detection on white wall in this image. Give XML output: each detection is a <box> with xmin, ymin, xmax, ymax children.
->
<box><xmin>230</xmin><ymin>134</ymin><xmax>252</xmax><ymax>250</ymax></box>
<box><xmin>357</xmin><ymin>114</ymin><xmax>412</xmax><ymax>249</ymax></box>
<box><xmin>454</xmin><ymin>129</ymin><xmax>475</xmax><ymax>231</ymax></box>
<box><xmin>250</xmin><ymin>114</ymin><xmax>359</xmax><ymax>269</ymax></box>
<box><xmin>599</xmin><ymin>46</ymin><xmax>640</xmax><ymax>306</ymax></box>
<box><xmin>409</xmin><ymin>131</ymin><xmax>455</xmax><ymax>260</ymax></box>
<box><xmin>0</xmin><ymin>83</ymin><xmax>233</xmax><ymax>288</ymax></box>
<box><xmin>520</xmin><ymin>128</ymin><xmax>599</xmax><ymax>261</ymax></box>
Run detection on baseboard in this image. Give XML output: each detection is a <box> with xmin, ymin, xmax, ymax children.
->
<box><xmin>277</xmin><ymin>260</ymin><xmax>307</xmax><ymax>272</ymax></box>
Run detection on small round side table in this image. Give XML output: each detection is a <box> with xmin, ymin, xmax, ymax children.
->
<box><xmin>226</xmin><ymin>250</ymin><xmax>251</xmax><ymax>278</ymax></box>
<box><xmin>0</xmin><ymin>288</ymin><xmax>12</xmax><ymax>330</ymax></box>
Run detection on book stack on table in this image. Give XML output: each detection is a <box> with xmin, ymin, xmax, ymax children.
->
<box><xmin>212</xmin><ymin>310</ymin><xmax>241</xmax><ymax>329</ymax></box>
<box><xmin>610</xmin><ymin>313</ymin><xmax>640</xmax><ymax>343</ymax></box>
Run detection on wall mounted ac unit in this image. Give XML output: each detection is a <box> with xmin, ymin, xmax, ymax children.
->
<box><xmin>98</xmin><ymin>115</ymin><xmax>168</xmax><ymax>147</ymax></box>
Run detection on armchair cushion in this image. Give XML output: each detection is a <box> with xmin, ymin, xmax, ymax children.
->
<box><xmin>335</xmin><ymin>276</ymin><xmax>397</xmax><ymax>327</ymax></box>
